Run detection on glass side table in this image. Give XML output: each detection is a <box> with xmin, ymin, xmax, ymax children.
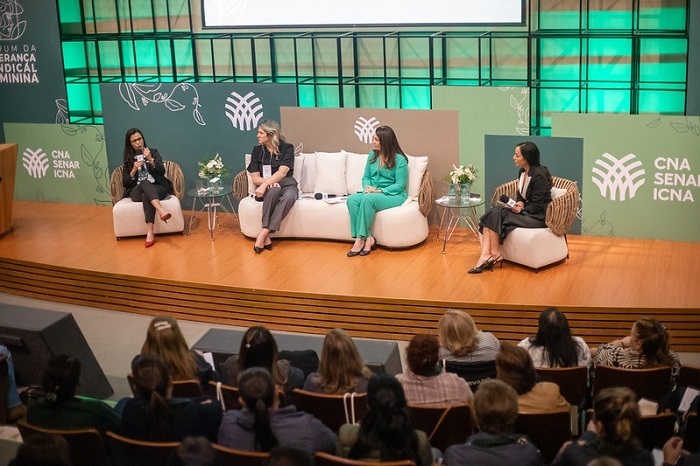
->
<box><xmin>187</xmin><ymin>186</ymin><xmax>237</xmax><ymax>241</ymax></box>
<box><xmin>434</xmin><ymin>195</ymin><xmax>486</xmax><ymax>253</ymax></box>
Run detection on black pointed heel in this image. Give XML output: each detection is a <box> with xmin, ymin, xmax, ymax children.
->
<box><xmin>468</xmin><ymin>256</ymin><xmax>493</xmax><ymax>274</ymax></box>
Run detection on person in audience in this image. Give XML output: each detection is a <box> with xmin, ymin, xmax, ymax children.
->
<box><xmin>247</xmin><ymin>119</ymin><xmax>297</xmax><ymax>253</ymax></box>
<box><xmin>303</xmin><ymin>328</ymin><xmax>372</xmax><ymax>394</ymax></box>
<box><xmin>396</xmin><ymin>334</ymin><xmax>473</xmax><ymax>406</ymax></box>
<box><xmin>593</xmin><ymin>317</ymin><xmax>681</xmax><ymax>389</ymax></box>
<box><xmin>1</xmin><ymin>345</ymin><xmax>26</xmax><ymax>422</ymax></box>
<box><xmin>496</xmin><ymin>342</ymin><xmax>568</xmax><ymax>413</ymax></box>
<box><xmin>121</xmin><ymin>127</ymin><xmax>173</xmax><ymax>248</ymax></box>
<box><xmin>338</xmin><ymin>373</ymin><xmax>433</xmax><ymax>466</ymax></box>
<box><xmin>443</xmin><ymin>379</ymin><xmax>543</xmax><ymax>466</ymax></box>
<box><xmin>218</xmin><ymin>367</ymin><xmax>336</xmax><ymax>454</ymax></box>
<box><xmin>221</xmin><ymin>326</ymin><xmax>303</xmax><ymax>397</ymax></box>
<box><xmin>170</xmin><ymin>436</ymin><xmax>219</xmax><ymax>466</ymax></box>
<box><xmin>265</xmin><ymin>445</ymin><xmax>314</xmax><ymax>466</ymax></box>
<box><xmin>345</xmin><ymin>125</ymin><xmax>408</xmax><ymax>257</ymax></box>
<box><xmin>26</xmin><ymin>354</ymin><xmax>121</xmax><ymax>433</ymax></box>
<box><xmin>662</xmin><ymin>437</ymin><xmax>700</xmax><ymax>466</ymax></box>
<box><xmin>9</xmin><ymin>433</ymin><xmax>71</xmax><ymax>466</ymax></box>
<box><xmin>437</xmin><ymin>309</ymin><xmax>500</xmax><ymax>363</ymax></box>
<box><xmin>122</xmin><ymin>354</ymin><xmax>222</xmax><ymax>442</ymax></box>
<box><xmin>469</xmin><ymin>141</ymin><xmax>552</xmax><ymax>273</ymax></box>
<box><xmin>518</xmin><ymin>307</ymin><xmax>591</xmax><ymax>367</ymax></box>
<box><xmin>134</xmin><ymin>315</ymin><xmax>218</xmax><ymax>389</ymax></box>
<box><xmin>553</xmin><ymin>387</ymin><xmax>653</xmax><ymax>466</ymax></box>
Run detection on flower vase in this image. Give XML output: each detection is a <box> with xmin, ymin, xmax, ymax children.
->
<box><xmin>460</xmin><ymin>183</ymin><xmax>470</xmax><ymax>203</ymax></box>
<box><xmin>448</xmin><ymin>183</ymin><xmax>457</xmax><ymax>202</ymax></box>
<box><xmin>209</xmin><ymin>177</ymin><xmax>223</xmax><ymax>195</ymax></box>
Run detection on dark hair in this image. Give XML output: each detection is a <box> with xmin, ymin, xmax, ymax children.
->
<box><xmin>634</xmin><ymin>318</ymin><xmax>674</xmax><ymax>367</ymax></box>
<box><xmin>236</xmin><ymin>326</ymin><xmax>286</xmax><ymax>387</ymax></box>
<box><xmin>123</xmin><ymin>128</ymin><xmax>147</xmax><ymax>169</ymax></box>
<box><xmin>370</xmin><ymin>125</ymin><xmax>406</xmax><ymax>170</ymax></box>
<box><xmin>473</xmin><ymin>379</ymin><xmax>519</xmax><ymax>434</ymax></box>
<box><xmin>348</xmin><ymin>373</ymin><xmax>420</xmax><ymax>464</ymax></box>
<box><xmin>42</xmin><ymin>355</ymin><xmax>80</xmax><ymax>403</ymax></box>
<box><xmin>265</xmin><ymin>446</ymin><xmax>313</xmax><ymax>466</ymax></box>
<box><xmin>516</xmin><ymin>141</ymin><xmax>552</xmax><ymax>184</ymax></box>
<box><xmin>405</xmin><ymin>334</ymin><xmax>440</xmax><ymax>377</ymax></box>
<box><xmin>496</xmin><ymin>342</ymin><xmax>537</xmax><ymax>395</ymax></box>
<box><xmin>528</xmin><ymin>307</ymin><xmax>582</xmax><ymax>367</ymax></box>
<box><xmin>13</xmin><ymin>433</ymin><xmax>71</xmax><ymax>466</ymax></box>
<box><xmin>238</xmin><ymin>367</ymin><xmax>279</xmax><ymax>452</ymax></box>
<box><xmin>593</xmin><ymin>387</ymin><xmax>642</xmax><ymax>453</ymax></box>
<box><xmin>132</xmin><ymin>354</ymin><xmax>172</xmax><ymax>440</ymax></box>
<box><xmin>170</xmin><ymin>436</ymin><xmax>218</xmax><ymax>466</ymax></box>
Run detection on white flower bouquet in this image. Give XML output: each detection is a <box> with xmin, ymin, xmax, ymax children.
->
<box><xmin>198</xmin><ymin>153</ymin><xmax>230</xmax><ymax>179</ymax></box>
<box><xmin>446</xmin><ymin>164</ymin><xmax>478</xmax><ymax>186</ymax></box>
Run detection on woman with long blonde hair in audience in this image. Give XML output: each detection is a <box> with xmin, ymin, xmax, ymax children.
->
<box><xmin>437</xmin><ymin>309</ymin><xmax>500</xmax><ymax>363</ymax></box>
<box><xmin>303</xmin><ymin>329</ymin><xmax>372</xmax><ymax>394</ymax></box>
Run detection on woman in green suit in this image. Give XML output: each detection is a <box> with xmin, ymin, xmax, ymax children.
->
<box><xmin>346</xmin><ymin>126</ymin><xmax>408</xmax><ymax>257</ymax></box>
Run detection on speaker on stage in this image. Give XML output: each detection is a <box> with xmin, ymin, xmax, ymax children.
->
<box><xmin>0</xmin><ymin>304</ymin><xmax>113</xmax><ymax>399</ymax></box>
<box><xmin>0</xmin><ymin>143</ymin><xmax>18</xmax><ymax>237</ymax></box>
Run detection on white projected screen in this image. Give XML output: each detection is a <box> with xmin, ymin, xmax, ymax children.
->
<box><xmin>202</xmin><ymin>0</ymin><xmax>525</xmax><ymax>28</ymax></box>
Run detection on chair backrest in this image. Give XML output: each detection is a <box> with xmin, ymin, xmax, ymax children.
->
<box><xmin>291</xmin><ymin>389</ymin><xmax>368</xmax><ymax>432</ymax></box>
<box><xmin>679</xmin><ymin>365</ymin><xmax>700</xmax><ymax>390</ymax></box>
<box><xmin>212</xmin><ymin>443</ymin><xmax>269</xmax><ymax>466</ymax></box>
<box><xmin>593</xmin><ymin>365</ymin><xmax>672</xmax><ymax>402</ymax></box>
<box><xmin>109</xmin><ymin>160</ymin><xmax>185</xmax><ymax>204</ymax></box>
<box><xmin>17</xmin><ymin>418</ymin><xmax>111</xmax><ymax>466</ymax></box>
<box><xmin>0</xmin><ymin>355</ymin><xmax>8</xmax><ymax>424</ymax></box>
<box><xmin>682</xmin><ymin>412</ymin><xmax>700</xmax><ymax>453</ymax></box>
<box><xmin>638</xmin><ymin>412</ymin><xmax>676</xmax><ymax>450</ymax></box>
<box><xmin>514</xmin><ymin>410</ymin><xmax>572</xmax><ymax>465</ymax></box>
<box><xmin>209</xmin><ymin>380</ymin><xmax>243</xmax><ymax>411</ymax></box>
<box><xmin>315</xmin><ymin>451</ymin><xmax>415</xmax><ymax>466</ymax></box>
<box><xmin>171</xmin><ymin>379</ymin><xmax>203</xmax><ymax>398</ymax></box>
<box><xmin>536</xmin><ymin>366</ymin><xmax>589</xmax><ymax>406</ymax></box>
<box><xmin>105</xmin><ymin>431</ymin><xmax>180</xmax><ymax>466</ymax></box>
<box><xmin>408</xmin><ymin>403</ymin><xmax>474</xmax><ymax>452</ymax></box>
<box><xmin>442</xmin><ymin>359</ymin><xmax>497</xmax><ymax>393</ymax></box>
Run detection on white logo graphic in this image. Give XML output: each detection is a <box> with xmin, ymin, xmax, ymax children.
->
<box><xmin>354</xmin><ymin>117</ymin><xmax>381</xmax><ymax>143</ymax></box>
<box><xmin>0</xmin><ymin>0</ymin><xmax>27</xmax><ymax>41</ymax></box>
<box><xmin>22</xmin><ymin>148</ymin><xmax>49</xmax><ymax>179</ymax></box>
<box><xmin>224</xmin><ymin>91</ymin><xmax>263</xmax><ymax>131</ymax></box>
<box><xmin>592</xmin><ymin>153</ymin><xmax>646</xmax><ymax>201</ymax></box>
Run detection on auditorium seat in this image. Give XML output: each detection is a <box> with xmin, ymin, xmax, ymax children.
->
<box><xmin>17</xmin><ymin>419</ymin><xmax>111</xmax><ymax>466</ymax></box>
<box><xmin>212</xmin><ymin>443</ymin><xmax>268</xmax><ymax>466</ymax></box>
<box><xmin>106</xmin><ymin>431</ymin><xmax>179</xmax><ymax>466</ymax></box>
<box><xmin>593</xmin><ymin>365</ymin><xmax>672</xmax><ymax>402</ymax></box>
<box><xmin>442</xmin><ymin>359</ymin><xmax>497</xmax><ymax>392</ymax></box>
<box><xmin>315</xmin><ymin>451</ymin><xmax>415</xmax><ymax>466</ymax></box>
<box><xmin>292</xmin><ymin>389</ymin><xmax>368</xmax><ymax>432</ymax></box>
<box><xmin>408</xmin><ymin>403</ymin><xmax>474</xmax><ymax>452</ymax></box>
<box><xmin>515</xmin><ymin>410</ymin><xmax>572</xmax><ymax>464</ymax></box>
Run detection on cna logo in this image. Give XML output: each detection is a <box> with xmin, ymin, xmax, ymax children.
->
<box><xmin>354</xmin><ymin>117</ymin><xmax>381</xmax><ymax>143</ymax></box>
<box><xmin>0</xmin><ymin>0</ymin><xmax>27</xmax><ymax>41</ymax></box>
<box><xmin>22</xmin><ymin>148</ymin><xmax>49</xmax><ymax>179</ymax></box>
<box><xmin>592</xmin><ymin>152</ymin><xmax>646</xmax><ymax>201</ymax></box>
<box><xmin>224</xmin><ymin>91</ymin><xmax>263</xmax><ymax>131</ymax></box>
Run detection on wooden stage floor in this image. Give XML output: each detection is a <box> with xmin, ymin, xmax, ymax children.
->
<box><xmin>0</xmin><ymin>201</ymin><xmax>698</xmax><ymax>351</ymax></box>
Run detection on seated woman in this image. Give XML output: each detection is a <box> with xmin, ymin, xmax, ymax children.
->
<box><xmin>470</xmin><ymin>141</ymin><xmax>552</xmax><ymax>273</ymax></box>
<box><xmin>496</xmin><ymin>343</ymin><xmax>568</xmax><ymax>413</ymax></box>
<box><xmin>338</xmin><ymin>373</ymin><xmax>433</xmax><ymax>466</ymax></box>
<box><xmin>121</xmin><ymin>355</ymin><xmax>222</xmax><ymax>442</ymax></box>
<box><xmin>346</xmin><ymin>125</ymin><xmax>408</xmax><ymax>257</ymax></box>
<box><xmin>593</xmin><ymin>317</ymin><xmax>680</xmax><ymax>389</ymax></box>
<box><xmin>26</xmin><ymin>355</ymin><xmax>121</xmax><ymax>434</ymax></box>
<box><xmin>218</xmin><ymin>367</ymin><xmax>336</xmax><ymax>454</ymax></box>
<box><xmin>247</xmin><ymin>120</ymin><xmax>297</xmax><ymax>253</ymax></box>
<box><xmin>221</xmin><ymin>326</ymin><xmax>304</xmax><ymax>397</ymax></box>
<box><xmin>303</xmin><ymin>328</ymin><xmax>372</xmax><ymax>394</ymax></box>
<box><xmin>396</xmin><ymin>334</ymin><xmax>473</xmax><ymax>406</ymax></box>
<box><xmin>444</xmin><ymin>379</ymin><xmax>543</xmax><ymax>466</ymax></box>
<box><xmin>438</xmin><ymin>309</ymin><xmax>500</xmax><ymax>363</ymax></box>
<box><xmin>121</xmin><ymin>128</ymin><xmax>173</xmax><ymax>248</ymax></box>
<box><xmin>133</xmin><ymin>316</ymin><xmax>218</xmax><ymax>389</ymax></box>
<box><xmin>517</xmin><ymin>307</ymin><xmax>591</xmax><ymax>368</ymax></box>
<box><xmin>1</xmin><ymin>345</ymin><xmax>26</xmax><ymax>422</ymax></box>
<box><xmin>554</xmin><ymin>387</ymin><xmax>653</xmax><ymax>466</ymax></box>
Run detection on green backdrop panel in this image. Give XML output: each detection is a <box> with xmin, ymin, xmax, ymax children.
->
<box><xmin>3</xmin><ymin>123</ymin><xmax>109</xmax><ymax>205</ymax></box>
<box><xmin>552</xmin><ymin>114</ymin><xmax>699</xmax><ymax>242</ymax></box>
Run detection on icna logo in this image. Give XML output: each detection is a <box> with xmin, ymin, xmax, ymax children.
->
<box><xmin>224</xmin><ymin>91</ymin><xmax>263</xmax><ymax>131</ymax></box>
<box><xmin>592</xmin><ymin>152</ymin><xmax>645</xmax><ymax>201</ymax></box>
<box><xmin>0</xmin><ymin>0</ymin><xmax>27</xmax><ymax>41</ymax></box>
<box><xmin>354</xmin><ymin>117</ymin><xmax>381</xmax><ymax>143</ymax></box>
<box><xmin>22</xmin><ymin>148</ymin><xmax>49</xmax><ymax>179</ymax></box>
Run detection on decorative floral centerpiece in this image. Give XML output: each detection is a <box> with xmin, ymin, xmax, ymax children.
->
<box><xmin>446</xmin><ymin>164</ymin><xmax>478</xmax><ymax>186</ymax></box>
<box><xmin>198</xmin><ymin>153</ymin><xmax>230</xmax><ymax>180</ymax></box>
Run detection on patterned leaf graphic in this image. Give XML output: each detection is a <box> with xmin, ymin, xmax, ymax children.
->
<box><xmin>165</xmin><ymin>99</ymin><xmax>186</xmax><ymax>111</ymax></box>
<box><xmin>670</xmin><ymin>122</ymin><xmax>689</xmax><ymax>133</ymax></box>
<box><xmin>646</xmin><ymin>117</ymin><xmax>661</xmax><ymax>128</ymax></box>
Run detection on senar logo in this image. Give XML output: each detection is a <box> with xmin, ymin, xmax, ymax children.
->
<box><xmin>592</xmin><ymin>153</ymin><xmax>645</xmax><ymax>201</ymax></box>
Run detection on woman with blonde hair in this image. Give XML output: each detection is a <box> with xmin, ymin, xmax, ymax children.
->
<box><xmin>437</xmin><ymin>309</ymin><xmax>500</xmax><ymax>363</ymax></box>
<box><xmin>303</xmin><ymin>329</ymin><xmax>372</xmax><ymax>394</ymax></box>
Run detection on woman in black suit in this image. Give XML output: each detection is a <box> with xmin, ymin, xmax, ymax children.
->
<box><xmin>121</xmin><ymin>128</ymin><xmax>173</xmax><ymax>248</ymax></box>
<box><xmin>469</xmin><ymin>141</ymin><xmax>552</xmax><ymax>274</ymax></box>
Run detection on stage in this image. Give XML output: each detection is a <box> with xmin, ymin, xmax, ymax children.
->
<box><xmin>0</xmin><ymin>201</ymin><xmax>698</xmax><ymax>351</ymax></box>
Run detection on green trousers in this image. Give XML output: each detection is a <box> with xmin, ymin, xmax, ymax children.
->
<box><xmin>347</xmin><ymin>192</ymin><xmax>406</xmax><ymax>238</ymax></box>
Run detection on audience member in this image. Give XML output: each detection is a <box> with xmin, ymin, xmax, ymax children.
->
<box><xmin>221</xmin><ymin>326</ymin><xmax>303</xmax><ymax>396</ymax></box>
<box><xmin>338</xmin><ymin>373</ymin><xmax>433</xmax><ymax>466</ymax></box>
<box><xmin>9</xmin><ymin>433</ymin><xmax>71</xmax><ymax>466</ymax></box>
<box><xmin>303</xmin><ymin>329</ymin><xmax>372</xmax><ymax>394</ymax></box>
<box><xmin>553</xmin><ymin>387</ymin><xmax>653</xmax><ymax>466</ymax></box>
<box><xmin>134</xmin><ymin>316</ymin><xmax>218</xmax><ymax>389</ymax></box>
<box><xmin>663</xmin><ymin>437</ymin><xmax>700</xmax><ymax>466</ymax></box>
<box><xmin>122</xmin><ymin>354</ymin><xmax>221</xmax><ymax>442</ymax></box>
<box><xmin>26</xmin><ymin>354</ymin><xmax>121</xmax><ymax>434</ymax></box>
<box><xmin>496</xmin><ymin>343</ymin><xmax>568</xmax><ymax>413</ymax></box>
<box><xmin>1</xmin><ymin>345</ymin><xmax>26</xmax><ymax>422</ymax></box>
<box><xmin>218</xmin><ymin>367</ymin><xmax>336</xmax><ymax>454</ymax></box>
<box><xmin>437</xmin><ymin>309</ymin><xmax>500</xmax><ymax>363</ymax></box>
<box><xmin>265</xmin><ymin>446</ymin><xmax>313</xmax><ymax>466</ymax></box>
<box><xmin>169</xmin><ymin>436</ymin><xmax>218</xmax><ymax>466</ymax></box>
<box><xmin>518</xmin><ymin>307</ymin><xmax>591</xmax><ymax>367</ymax></box>
<box><xmin>396</xmin><ymin>334</ymin><xmax>473</xmax><ymax>406</ymax></box>
<box><xmin>443</xmin><ymin>379</ymin><xmax>543</xmax><ymax>466</ymax></box>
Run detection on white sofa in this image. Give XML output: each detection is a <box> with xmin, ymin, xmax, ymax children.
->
<box><xmin>234</xmin><ymin>150</ymin><xmax>433</xmax><ymax>248</ymax></box>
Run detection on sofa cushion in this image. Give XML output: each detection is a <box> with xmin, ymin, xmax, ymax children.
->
<box><xmin>501</xmin><ymin>227</ymin><xmax>568</xmax><ymax>270</ymax></box>
<box><xmin>344</xmin><ymin>150</ymin><xmax>369</xmax><ymax>194</ymax></box>
<box><xmin>314</xmin><ymin>151</ymin><xmax>347</xmax><ymax>196</ymax></box>
<box><xmin>405</xmin><ymin>154</ymin><xmax>429</xmax><ymax>200</ymax></box>
<box><xmin>551</xmin><ymin>186</ymin><xmax>567</xmax><ymax>200</ymax></box>
<box><xmin>113</xmin><ymin>195</ymin><xmax>185</xmax><ymax>238</ymax></box>
<box><xmin>300</xmin><ymin>152</ymin><xmax>316</xmax><ymax>193</ymax></box>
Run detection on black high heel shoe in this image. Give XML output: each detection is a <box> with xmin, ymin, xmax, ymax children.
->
<box><xmin>468</xmin><ymin>256</ymin><xmax>493</xmax><ymax>274</ymax></box>
<box><xmin>483</xmin><ymin>255</ymin><xmax>503</xmax><ymax>271</ymax></box>
<box><xmin>264</xmin><ymin>243</ymin><xmax>273</xmax><ymax>251</ymax></box>
<box><xmin>359</xmin><ymin>237</ymin><xmax>377</xmax><ymax>256</ymax></box>
<box><xmin>254</xmin><ymin>245</ymin><xmax>264</xmax><ymax>254</ymax></box>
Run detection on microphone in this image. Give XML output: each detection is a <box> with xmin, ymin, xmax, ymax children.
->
<box><xmin>499</xmin><ymin>194</ymin><xmax>516</xmax><ymax>208</ymax></box>
<box><xmin>314</xmin><ymin>193</ymin><xmax>337</xmax><ymax>200</ymax></box>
